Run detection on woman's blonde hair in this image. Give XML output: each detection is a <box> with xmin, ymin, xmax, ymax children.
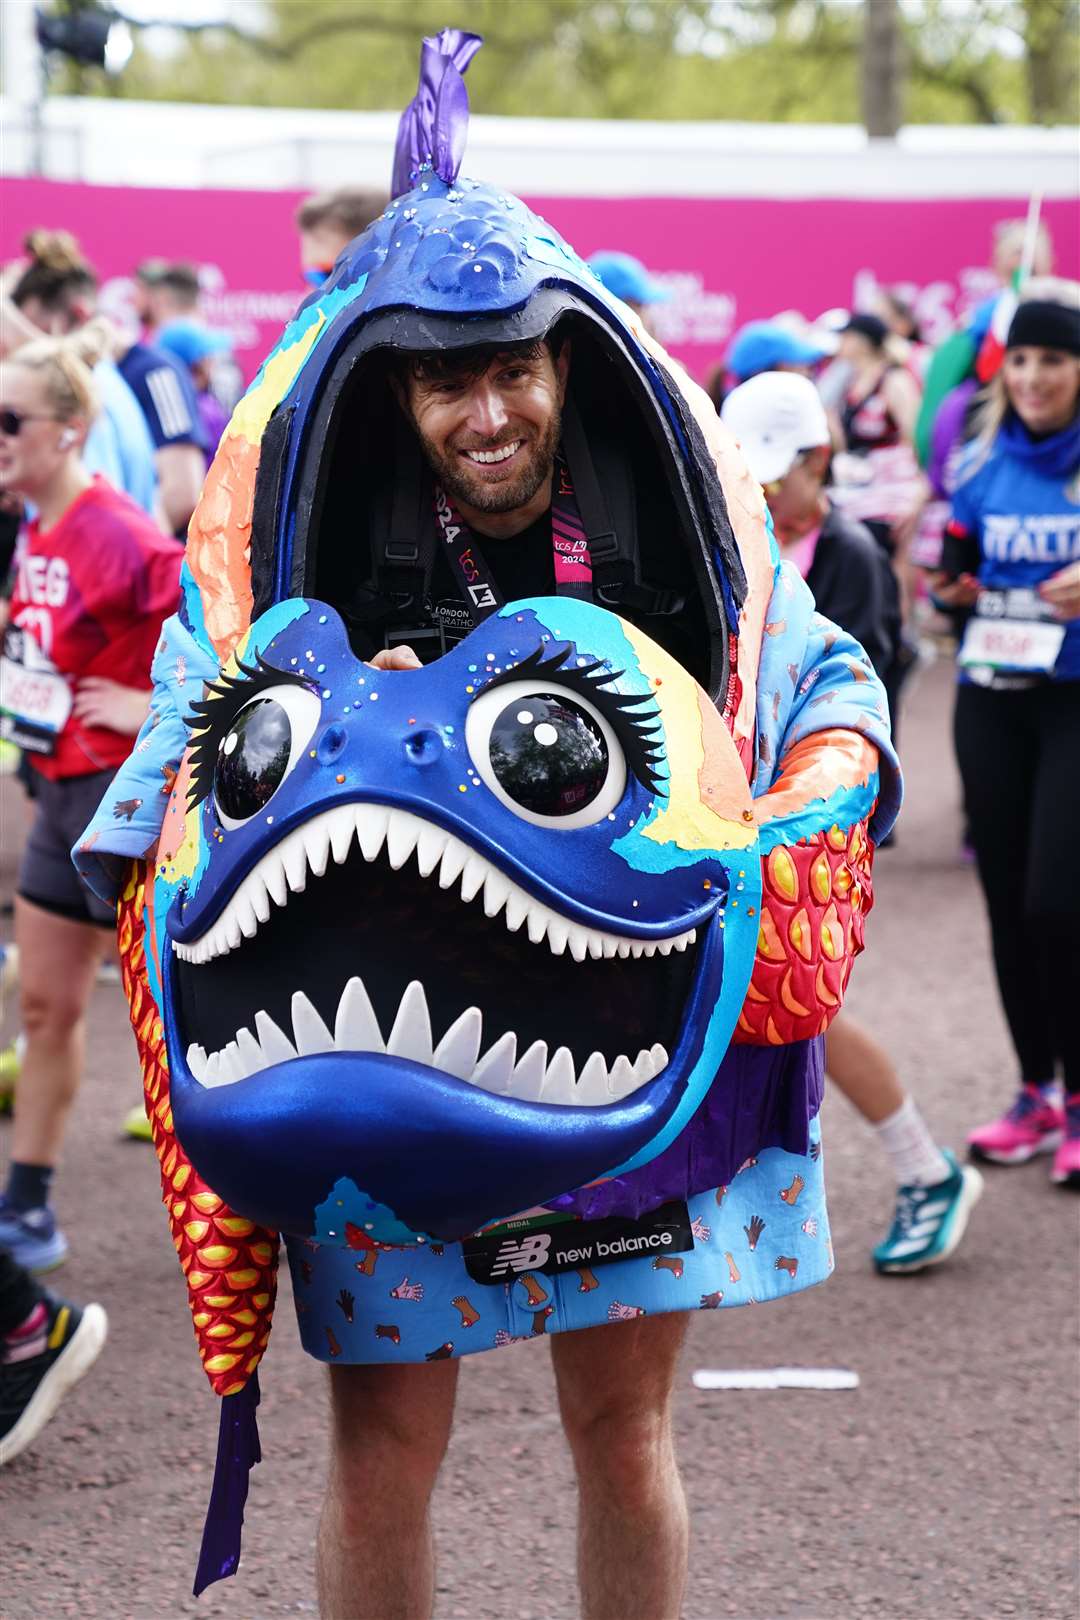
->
<box><xmin>969</xmin><ymin>278</ymin><xmax>1080</xmax><ymax>467</ymax></box>
<box><xmin>7</xmin><ymin>321</ymin><xmax>111</xmax><ymax>427</ymax></box>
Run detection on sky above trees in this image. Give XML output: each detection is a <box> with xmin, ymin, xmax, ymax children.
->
<box><xmin>73</xmin><ymin>0</ymin><xmax>1079</xmax><ymax>127</ymax></box>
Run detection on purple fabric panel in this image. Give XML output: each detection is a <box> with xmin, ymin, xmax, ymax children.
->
<box><xmin>193</xmin><ymin>1373</ymin><xmax>262</xmax><ymax>1595</ymax></box>
<box><xmin>547</xmin><ymin>1036</ymin><xmax>825</xmax><ymax>1221</ymax></box>
<box><xmin>392</xmin><ymin>29</ymin><xmax>483</xmax><ymax>198</ymax></box>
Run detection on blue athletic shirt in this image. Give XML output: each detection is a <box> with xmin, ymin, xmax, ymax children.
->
<box><xmin>947</xmin><ymin>413</ymin><xmax>1080</xmax><ymax>681</ymax></box>
<box><xmin>86</xmin><ymin>359</ymin><xmax>158</xmax><ymax>514</ymax></box>
<box><xmin>117</xmin><ymin>341</ymin><xmax>207</xmax><ymax>453</ymax></box>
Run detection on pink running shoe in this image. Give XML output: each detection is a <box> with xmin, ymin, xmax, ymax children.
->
<box><xmin>1050</xmin><ymin>1101</ymin><xmax>1080</xmax><ymax>1188</ymax></box>
<box><xmin>968</xmin><ymin>1085</ymin><xmax>1064</xmax><ymax>1165</ymax></box>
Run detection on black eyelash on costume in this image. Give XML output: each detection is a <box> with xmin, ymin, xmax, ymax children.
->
<box><xmin>478</xmin><ymin>643</ymin><xmax>667</xmax><ymax>797</ymax></box>
<box><xmin>185</xmin><ymin>655</ymin><xmax>316</xmax><ymax>812</ymax></box>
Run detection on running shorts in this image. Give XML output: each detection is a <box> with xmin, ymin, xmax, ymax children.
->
<box><xmin>286</xmin><ymin>1121</ymin><xmax>831</xmax><ymax>1364</ymax></box>
<box><xmin>17</xmin><ymin>767</ymin><xmax>117</xmax><ymax>927</ymax></box>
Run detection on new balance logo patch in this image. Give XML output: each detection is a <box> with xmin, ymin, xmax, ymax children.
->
<box><xmin>488</xmin><ymin>1233</ymin><xmax>552</xmax><ymax>1276</ymax></box>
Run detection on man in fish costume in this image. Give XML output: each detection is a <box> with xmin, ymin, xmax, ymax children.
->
<box><xmin>77</xmin><ymin>31</ymin><xmax>900</xmax><ymax>1612</ymax></box>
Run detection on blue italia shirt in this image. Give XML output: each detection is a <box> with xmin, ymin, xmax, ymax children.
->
<box><xmin>948</xmin><ymin>414</ymin><xmax>1080</xmax><ymax>681</ymax></box>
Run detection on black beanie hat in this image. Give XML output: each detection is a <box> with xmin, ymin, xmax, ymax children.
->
<box><xmin>1006</xmin><ymin>299</ymin><xmax>1080</xmax><ymax>356</ymax></box>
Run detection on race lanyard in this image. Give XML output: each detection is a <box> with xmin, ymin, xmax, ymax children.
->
<box><xmin>432</xmin><ymin>448</ymin><xmax>593</xmax><ymax>629</ymax></box>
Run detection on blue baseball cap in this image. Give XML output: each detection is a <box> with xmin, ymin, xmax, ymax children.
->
<box><xmin>155</xmin><ymin>320</ymin><xmax>232</xmax><ymax>367</ymax></box>
<box><xmin>725</xmin><ymin>321</ymin><xmax>829</xmax><ymax>383</ymax></box>
<box><xmin>588</xmin><ymin>252</ymin><xmax>672</xmax><ymax>306</ymax></box>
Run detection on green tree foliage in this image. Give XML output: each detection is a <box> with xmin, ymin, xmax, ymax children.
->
<box><xmin>98</xmin><ymin>0</ymin><xmax>1075</xmax><ymax>125</ymax></box>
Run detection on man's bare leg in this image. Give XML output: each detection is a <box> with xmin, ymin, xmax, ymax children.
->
<box><xmin>552</xmin><ymin>1312</ymin><xmax>689</xmax><ymax>1620</ymax></box>
<box><xmin>317</xmin><ymin>1358</ymin><xmax>459</xmax><ymax>1620</ymax></box>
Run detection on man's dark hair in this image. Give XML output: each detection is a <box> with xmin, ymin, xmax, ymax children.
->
<box><xmin>157</xmin><ymin>262</ymin><xmax>201</xmax><ymax>304</ymax></box>
<box><xmin>295</xmin><ymin>186</ymin><xmax>390</xmax><ymax>238</ymax></box>
<box><xmin>398</xmin><ymin>334</ymin><xmax>564</xmax><ymax>389</ymax></box>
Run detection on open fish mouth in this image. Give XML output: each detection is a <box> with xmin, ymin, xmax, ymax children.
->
<box><xmin>169</xmin><ymin>801</ymin><xmax>702</xmax><ymax>1109</ymax></box>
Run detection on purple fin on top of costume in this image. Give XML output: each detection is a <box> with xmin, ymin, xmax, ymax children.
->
<box><xmin>392</xmin><ymin>28</ymin><xmax>483</xmax><ymax>198</ymax></box>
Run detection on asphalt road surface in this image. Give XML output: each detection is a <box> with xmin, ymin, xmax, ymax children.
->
<box><xmin>1</xmin><ymin>657</ymin><xmax>1077</xmax><ymax>1620</ymax></box>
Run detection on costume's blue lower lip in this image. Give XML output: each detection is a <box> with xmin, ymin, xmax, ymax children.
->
<box><xmin>163</xmin><ymin>919</ymin><xmax>723</xmax><ymax>1242</ymax></box>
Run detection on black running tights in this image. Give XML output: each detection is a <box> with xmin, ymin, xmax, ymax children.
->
<box><xmin>954</xmin><ymin>680</ymin><xmax>1080</xmax><ymax>1092</ymax></box>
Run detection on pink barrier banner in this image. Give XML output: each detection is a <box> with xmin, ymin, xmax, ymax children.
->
<box><xmin>4</xmin><ymin>178</ymin><xmax>1077</xmax><ymax>385</ymax></box>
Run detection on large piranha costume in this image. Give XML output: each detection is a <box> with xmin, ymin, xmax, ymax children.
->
<box><xmin>76</xmin><ymin>30</ymin><xmax>899</xmax><ymax>1594</ymax></box>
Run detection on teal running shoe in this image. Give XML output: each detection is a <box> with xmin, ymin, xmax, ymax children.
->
<box><xmin>873</xmin><ymin>1151</ymin><xmax>983</xmax><ymax>1275</ymax></box>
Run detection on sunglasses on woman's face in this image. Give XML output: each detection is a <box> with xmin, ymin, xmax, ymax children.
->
<box><xmin>0</xmin><ymin>408</ymin><xmax>59</xmax><ymax>437</ymax></box>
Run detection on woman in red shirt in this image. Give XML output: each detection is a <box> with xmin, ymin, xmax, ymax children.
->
<box><xmin>0</xmin><ymin>331</ymin><xmax>182</xmax><ymax>1271</ymax></box>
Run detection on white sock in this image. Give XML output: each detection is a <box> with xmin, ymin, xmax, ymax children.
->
<box><xmin>874</xmin><ymin>1098</ymin><xmax>952</xmax><ymax>1188</ymax></box>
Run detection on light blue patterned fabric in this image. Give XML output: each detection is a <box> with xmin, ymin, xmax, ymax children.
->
<box><xmin>287</xmin><ymin>1118</ymin><xmax>830</xmax><ymax>1363</ymax></box>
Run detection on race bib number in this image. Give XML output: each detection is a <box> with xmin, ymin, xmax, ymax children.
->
<box><xmin>959</xmin><ymin>590</ymin><xmax>1065</xmax><ymax>676</ymax></box>
<box><xmin>0</xmin><ymin>627</ymin><xmax>72</xmax><ymax>754</ymax></box>
<box><xmin>462</xmin><ymin>1200</ymin><xmax>693</xmax><ymax>1284</ymax></box>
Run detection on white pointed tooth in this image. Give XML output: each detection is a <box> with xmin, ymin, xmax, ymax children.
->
<box><xmin>632</xmin><ymin>1047</ymin><xmax>657</xmax><ymax>1083</ymax></box>
<box><xmin>203</xmin><ymin>1051</ymin><xmax>223</xmax><ymax>1087</ymax></box>
<box><xmin>263</xmin><ymin>854</ymin><xmax>289</xmax><ymax>908</ymax></box>
<box><xmin>282</xmin><ymin>829</ymin><xmax>308</xmax><ymax>893</ymax></box>
<box><xmin>650</xmin><ymin>1043</ymin><xmax>670</xmax><ymax>1074</ymax></box>
<box><xmin>630</xmin><ymin>943</ymin><xmax>645</xmax><ymax>959</ymax></box>
<box><xmin>432</xmin><ymin>1007</ymin><xmax>483</xmax><ymax>1080</ymax></box>
<box><xmin>224</xmin><ymin>913</ymin><xmax>243</xmax><ymax>951</ymax></box>
<box><xmin>416</xmin><ymin>824</ymin><xmax>447</xmax><ymax>878</ymax></box>
<box><xmin>329</xmin><ymin>805</ymin><xmax>356</xmax><ymax>864</ymax></box>
<box><xmin>334</xmin><ymin>977</ymin><xmax>385</xmax><ymax>1053</ymax></box>
<box><xmin>469</xmin><ymin>1031</ymin><xmax>517</xmax><ymax>1094</ymax></box>
<box><xmin>218</xmin><ymin>1041</ymin><xmax>242</xmax><ymax>1084</ymax></box>
<box><xmin>656</xmin><ymin>939</ymin><xmax>674</xmax><ymax>957</ymax></box>
<box><xmin>186</xmin><ymin>1043</ymin><xmax>207</xmax><ymax>1081</ymax></box>
<box><xmin>482</xmin><ymin>868</ymin><xmax>511</xmax><ymax>919</ymax></box>
<box><xmin>304</xmin><ymin>818</ymin><xmax>332</xmax><ymax>877</ymax></box>
<box><xmin>459</xmin><ymin>854</ymin><xmax>486</xmax><ymax>903</ymax></box>
<box><xmin>386</xmin><ymin>810</ymin><xmax>420</xmax><ymax>871</ymax></box>
<box><xmin>509</xmin><ymin>1040</ymin><xmax>548</xmax><ymax>1101</ymax></box>
<box><xmin>291</xmin><ymin>992</ymin><xmax>334</xmax><ymax>1055</ymax></box>
<box><xmin>540</xmin><ymin>1045</ymin><xmax>577</xmax><ymax>1104</ymax></box>
<box><xmin>250</xmin><ymin>877</ymin><xmax>271</xmax><ymax>925</ymax></box>
<box><xmin>674</xmin><ymin>929</ymin><xmax>696</xmax><ymax>953</ymax></box>
<box><xmin>356</xmin><ymin>803</ymin><xmax>390</xmax><ymax>862</ymax></box>
<box><xmin>235</xmin><ymin>891</ymin><xmax>259</xmax><ymax>940</ymax></box>
<box><xmin>616</xmin><ymin>941</ymin><xmax>631</xmax><ymax>959</ymax></box>
<box><xmin>526</xmin><ymin>904</ymin><xmax>549</xmax><ymax>945</ymax></box>
<box><xmin>576</xmin><ymin>1051</ymin><xmax>610</xmax><ymax>1103</ymax></box>
<box><xmin>586</xmin><ymin>933</ymin><xmax>606</xmax><ymax>960</ymax></box>
<box><xmin>640</xmin><ymin>942</ymin><xmax>658</xmax><ymax>958</ymax></box>
<box><xmin>437</xmin><ymin>836</ymin><xmax>468</xmax><ymax>890</ymax></box>
<box><xmin>606</xmin><ymin>1053</ymin><xmax>637</xmax><ymax>1098</ymax></box>
<box><xmin>600</xmin><ymin>937</ymin><xmax>619</xmax><ymax>959</ymax></box>
<box><xmin>254</xmin><ymin>1009</ymin><xmax>297</xmax><ymax>1066</ymax></box>
<box><xmin>235</xmin><ymin>1026</ymin><xmax>265</xmax><ymax>1077</ymax></box>
<box><xmin>505</xmin><ymin>890</ymin><xmax>530</xmax><ymax>933</ymax></box>
<box><xmin>386</xmin><ymin>981</ymin><xmax>434</xmax><ymax>1064</ymax></box>
<box><xmin>566</xmin><ymin>926</ymin><xmax>590</xmax><ymax>964</ymax></box>
<box><xmin>546</xmin><ymin>919</ymin><xmax>569</xmax><ymax>956</ymax></box>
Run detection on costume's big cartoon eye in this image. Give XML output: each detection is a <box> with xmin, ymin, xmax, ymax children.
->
<box><xmin>213</xmin><ymin>684</ymin><xmax>320</xmax><ymax>828</ymax></box>
<box><xmin>465</xmin><ymin>679</ymin><xmax>628</xmax><ymax>828</ymax></box>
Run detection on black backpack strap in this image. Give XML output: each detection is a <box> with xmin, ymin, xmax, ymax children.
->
<box><xmin>560</xmin><ymin>393</ymin><xmax>627</xmax><ymax>591</ymax></box>
<box><xmin>375</xmin><ymin>417</ymin><xmax>436</xmax><ymax>608</ymax></box>
<box><xmin>562</xmin><ymin>394</ymin><xmax>683</xmax><ymax>618</ymax></box>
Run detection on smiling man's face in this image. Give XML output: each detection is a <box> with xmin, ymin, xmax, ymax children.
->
<box><xmin>399</xmin><ymin>340</ymin><xmax>570</xmax><ymax>526</ymax></box>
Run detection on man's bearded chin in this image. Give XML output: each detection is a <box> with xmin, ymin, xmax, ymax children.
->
<box><xmin>419</xmin><ymin>409</ymin><xmax>562</xmax><ymax>515</ymax></box>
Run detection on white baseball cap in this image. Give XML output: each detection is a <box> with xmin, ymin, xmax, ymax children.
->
<box><xmin>720</xmin><ymin>370</ymin><xmax>831</xmax><ymax>486</ymax></box>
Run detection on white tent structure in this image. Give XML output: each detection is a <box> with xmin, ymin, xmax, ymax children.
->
<box><xmin>2</xmin><ymin>90</ymin><xmax>1077</xmax><ymax>200</ymax></box>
